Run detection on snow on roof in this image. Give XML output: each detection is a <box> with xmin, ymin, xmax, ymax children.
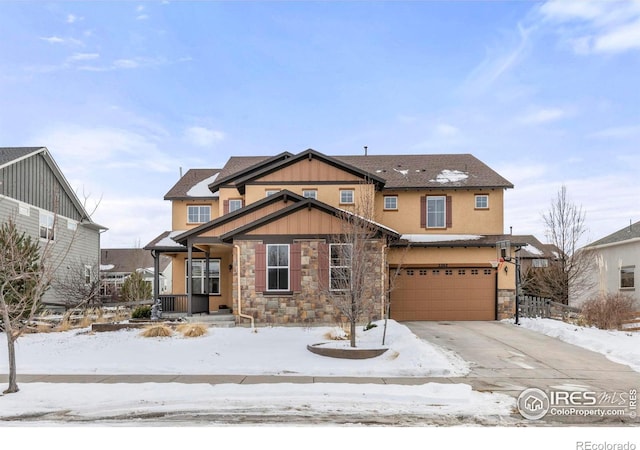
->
<box><xmin>186</xmin><ymin>173</ymin><xmax>219</xmax><ymax>197</ymax></box>
<box><xmin>401</xmin><ymin>234</ymin><xmax>483</xmax><ymax>243</ymax></box>
<box><xmin>430</xmin><ymin>169</ymin><xmax>469</xmax><ymax>184</ymax></box>
<box><xmin>525</xmin><ymin>245</ymin><xmax>544</xmax><ymax>256</ymax></box>
<box><xmin>99</xmin><ymin>264</ymin><xmax>115</xmax><ymax>271</ymax></box>
<box><xmin>156</xmin><ymin>230</ymin><xmax>187</xmax><ymax>248</ymax></box>
<box><xmin>393</xmin><ymin>168</ymin><xmax>409</xmax><ymax>176</ymax></box>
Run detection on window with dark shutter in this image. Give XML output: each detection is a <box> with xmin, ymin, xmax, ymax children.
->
<box><xmin>255</xmin><ymin>244</ymin><xmax>266</xmax><ymax>292</ymax></box>
<box><xmin>290</xmin><ymin>244</ymin><xmax>301</xmax><ymax>292</ymax></box>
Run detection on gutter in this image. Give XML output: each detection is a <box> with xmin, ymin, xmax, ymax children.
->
<box><xmin>233</xmin><ymin>244</ymin><xmax>255</xmax><ymax>331</ymax></box>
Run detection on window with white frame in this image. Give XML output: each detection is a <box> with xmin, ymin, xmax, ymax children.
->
<box><xmin>426</xmin><ymin>196</ymin><xmax>446</xmax><ymax>228</ymax></box>
<box><xmin>330</xmin><ymin>243</ymin><xmax>352</xmax><ymax>291</ymax></box>
<box><xmin>19</xmin><ymin>204</ymin><xmax>30</xmax><ymax>216</ymax></box>
<box><xmin>532</xmin><ymin>259</ymin><xmax>549</xmax><ymax>268</ymax></box>
<box><xmin>303</xmin><ymin>189</ymin><xmax>317</xmax><ymax>199</ymax></box>
<box><xmin>228</xmin><ymin>199</ymin><xmax>243</xmax><ymax>213</ymax></box>
<box><xmin>384</xmin><ymin>196</ymin><xmax>398</xmax><ymax>210</ymax></box>
<box><xmin>84</xmin><ymin>265</ymin><xmax>92</xmax><ymax>285</ymax></box>
<box><xmin>621</xmin><ymin>266</ymin><xmax>635</xmax><ymax>289</ymax></box>
<box><xmin>340</xmin><ymin>189</ymin><xmax>354</xmax><ymax>204</ymax></box>
<box><xmin>187</xmin><ymin>205</ymin><xmax>211</xmax><ymax>223</ymax></box>
<box><xmin>186</xmin><ymin>259</ymin><xmax>221</xmax><ymax>294</ymax></box>
<box><xmin>267</xmin><ymin>244</ymin><xmax>289</xmax><ymax>291</ymax></box>
<box><xmin>67</xmin><ymin>219</ymin><xmax>77</xmax><ymax>231</ymax></box>
<box><xmin>475</xmin><ymin>194</ymin><xmax>489</xmax><ymax>209</ymax></box>
<box><xmin>39</xmin><ymin>212</ymin><xmax>55</xmax><ymax>240</ymax></box>
<box><xmin>265</xmin><ymin>190</ymin><xmax>280</xmax><ymax>197</ymax></box>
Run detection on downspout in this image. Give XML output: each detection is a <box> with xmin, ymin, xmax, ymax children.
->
<box><xmin>234</xmin><ymin>244</ymin><xmax>255</xmax><ymax>330</ymax></box>
<box><xmin>380</xmin><ymin>243</ymin><xmax>387</xmax><ymax>319</ymax></box>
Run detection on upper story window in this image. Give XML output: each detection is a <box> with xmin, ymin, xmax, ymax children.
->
<box><xmin>265</xmin><ymin>190</ymin><xmax>280</xmax><ymax>197</ymax></box>
<box><xmin>475</xmin><ymin>194</ymin><xmax>489</xmax><ymax>209</ymax></box>
<box><xmin>84</xmin><ymin>265</ymin><xmax>92</xmax><ymax>285</ymax></box>
<box><xmin>267</xmin><ymin>244</ymin><xmax>289</xmax><ymax>291</ymax></box>
<box><xmin>621</xmin><ymin>266</ymin><xmax>635</xmax><ymax>290</ymax></box>
<box><xmin>340</xmin><ymin>189</ymin><xmax>354</xmax><ymax>205</ymax></box>
<box><xmin>303</xmin><ymin>189</ymin><xmax>317</xmax><ymax>199</ymax></box>
<box><xmin>228</xmin><ymin>199</ymin><xmax>243</xmax><ymax>213</ymax></box>
<box><xmin>39</xmin><ymin>211</ymin><xmax>55</xmax><ymax>241</ymax></box>
<box><xmin>187</xmin><ymin>205</ymin><xmax>211</xmax><ymax>223</ymax></box>
<box><xmin>67</xmin><ymin>219</ymin><xmax>77</xmax><ymax>231</ymax></box>
<box><xmin>427</xmin><ymin>196</ymin><xmax>446</xmax><ymax>228</ymax></box>
<box><xmin>532</xmin><ymin>259</ymin><xmax>549</xmax><ymax>268</ymax></box>
<box><xmin>19</xmin><ymin>204</ymin><xmax>30</xmax><ymax>216</ymax></box>
<box><xmin>384</xmin><ymin>196</ymin><xmax>398</xmax><ymax>210</ymax></box>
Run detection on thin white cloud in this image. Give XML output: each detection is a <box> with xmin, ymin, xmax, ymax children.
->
<box><xmin>113</xmin><ymin>59</ymin><xmax>140</xmax><ymax>69</ymax></box>
<box><xmin>40</xmin><ymin>36</ymin><xmax>65</xmax><ymax>44</ymax></box>
<box><xmin>137</xmin><ymin>14</ymin><xmax>149</xmax><ymax>21</ymax></box>
<box><xmin>434</xmin><ymin>123</ymin><xmax>460</xmax><ymax>137</ymax></box>
<box><xmin>461</xmin><ymin>22</ymin><xmax>535</xmax><ymax>94</ymax></box>
<box><xmin>184</xmin><ymin>126</ymin><xmax>226</xmax><ymax>147</ymax></box>
<box><xmin>68</xmin><ymin>53</ymin><xmax>100</xmax><ymax>62</ymax></box>
<box><xmin>66</xmin><ymin>14</ymin><xmax>82</xmax><ymax>24</ymax></box>
<box><xmin>539</xmin><ymin>0</ymin><xmax>640</xmax><ymax>54</ymax></box>
<box><xmin>589</xmin><ymin>124</ymin><xmax>640</xmax><ymax>139</ymax></box>
<box><xmin>518</xmin><ymin>107</ymin><xmax>568</xmax><ymax>125</ymax></box>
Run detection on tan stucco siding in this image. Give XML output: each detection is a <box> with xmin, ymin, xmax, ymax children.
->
<box><xmin>217</xmin><ymin>187</ymin><xmax>243</xmax><ymax>216</ymax></box>
<box><xmin>199</xmin><ymin>201</ymin><xmax>291</xmax><ymax>237</ymax></box>
<box><xmin>171</xmin><ymin>199</ymin><xmax>219</xmax><ymax>230</ymax></box>
<box><xmin>374</xmin><ymin>189</ymin><xmax>505</xmax><ymax>235</ymax></box>
<box><xmin>245</xmin><ymin>207</ymin><xmax>347</xmax><ymax>236</ymax></box>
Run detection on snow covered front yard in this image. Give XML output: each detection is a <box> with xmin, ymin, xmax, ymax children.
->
<box><xmin>1</xmin><ymin>320</ymin><xmax>468</xmax><ymax>377</ymax></box>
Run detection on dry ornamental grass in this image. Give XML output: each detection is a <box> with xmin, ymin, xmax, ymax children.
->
<box><xmin>140</xmin><ymin>324</ymin><xmax>173</xmax><ymax>338</ymax></box>
<box><xmin>176</xmin><ymin>323</ymin><xmax>208</xmax><ymax>338</ymax></box>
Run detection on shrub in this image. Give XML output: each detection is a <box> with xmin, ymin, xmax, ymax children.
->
<box><xmin>580</xmin><ymin>293</ymin><xmax>635</xmax><ymax>330</ymax></box>
<box><xmin>324</xmin><ymin>326</ymin><xmax>348</xmax><ymax>340</ymax></box>
<box><xmin>140</xmin><ymin>324</ymin><xmax>173</xmax><ymax>338</ymax></box>
<box><xmin>363</xmin><ymin>321</ymin><xmax>377</xmax><ymax>331</ymax></box>
<box><xmin>132</xmin><ymin>305</ymin><xmax>151</xmax><ymax>319</ymax></box>
<box><xmin>176</xmin><ymin>323</ymin><xmax>208</xmax><ymax>338</ymax></box>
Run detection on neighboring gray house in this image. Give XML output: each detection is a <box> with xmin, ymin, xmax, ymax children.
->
<box><xmin>100</xmin><ymin>248</ymin><xmax>172</xmax><ymax>301</ymax></box>
<box><xmin>0</xmin><ymin>147</ymin><xmax>106</xmax><ymax>309</ymax></box>
<box><xmin>572</xmin><ymin>221</ymin><xmax>640</xmax><ymax>308</ymax></box>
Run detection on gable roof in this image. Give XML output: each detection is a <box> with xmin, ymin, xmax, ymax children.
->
<box><xmin>0</xmin><ymin>147</ymin><xmax>105</xmax><ymax>229</ymax></box>
<box><xmin>101</xmin><ymin>248</ymin><xmax>171</xmax><ymax>273</ymax></box>
<box><xmin>229</xmin><ymin>149</ymin><xmax>387</xmax><ymax>195</ymax></box>
<box><xmin>0</xmin><ymin>147</ymin><xmax>44</xmax><ymax>167</ymax></box>
<box><xmin>164</xmin><ymin>169</ymin><xmax>221</xmax><ymax>200</ymax></box>
<box><xmin>335</xmin><ymin>153</ymin><xmax>514</xmax><ymax>189</ymax></box>
<box><xmin>173</xmin><ymin>189</ymin><xmax>399</xmax><ymax>245</ymax></box>
<box><xmin>208</xmin><ymin>152</ymin><xmax>295</xmax><ymax>193</ymax></box>
<box><xmin>586</xmin><ymin>220</ymin><xmax>640</xmax><ymax>248</ymax></box>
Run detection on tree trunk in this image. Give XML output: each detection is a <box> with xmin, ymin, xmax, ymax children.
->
<box><xmin>4</xmin><ymin>332</ymin><xmax>18</xmax><ymax>394</ymax></box>
<box><xmin>350</xmin><ymin>294</ymin><xmax>357</xmax><ymax>348</ymax></box>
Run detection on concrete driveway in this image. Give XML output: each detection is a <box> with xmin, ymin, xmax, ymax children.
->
<box><xmin>405</xmin><ymin>321</ymin><xmax>640</xmax><ymax>424</ymax></box>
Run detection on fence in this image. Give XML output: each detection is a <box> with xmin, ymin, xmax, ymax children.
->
<box><xmin>519</xmin><ymin>296</ymin><xmax>580</xmax><ymax>319</ymax></box>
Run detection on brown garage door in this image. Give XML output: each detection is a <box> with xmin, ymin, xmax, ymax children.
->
<box><xmin>390</xmin><ymin>267</ymin><xmax>496</xmax><ymax>321</ymax></box>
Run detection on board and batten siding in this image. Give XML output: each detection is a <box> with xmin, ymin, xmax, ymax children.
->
<box><xmin>0</xmin><ymin>195</ymin><xmax>101</xmax><ymax>307</ymax></box>
<box><xmin>0</xmin><ymin>151</ymin><xmax>82</xmax><ymax>221</ymax></box>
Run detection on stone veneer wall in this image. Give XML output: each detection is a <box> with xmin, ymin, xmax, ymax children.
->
<box><xmin>233</xmin><ymin>239</ymin><xmax>385</xmax><ymax>325</ymax></box>
<box><xmin>497</xmin><ymin>289</ymin><xmax>516</xmax><ymax>320</ymax></box>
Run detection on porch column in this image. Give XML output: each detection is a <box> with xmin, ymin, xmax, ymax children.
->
<box><xmin>152</xmin><ymin>250</ymin><xmax>160</xmax><ymax>299</ymax></box>
<box><xmin>205</xmin><ymin>250</ymin><xmax>210</xmax><ymax>295</ymax></box>
<box><xmin>187</xmin><ymin>240</ymin><xmax>193</xmax><ymax>316</ymax></box>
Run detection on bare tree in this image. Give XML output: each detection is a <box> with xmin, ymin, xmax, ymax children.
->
<box><xmin>0</xmin><ymin>219</ymin><xmax>52</xmax><ymax>394</ymax></box>
<box><xmin>53</xmin><ymin>259</ymin><xmax>101</xmax><ymax>310</ymax></box>
<box><xmin>537</xmin><ymin>185</ymin><xmax>594</xmax><ymax>304</ymax></box>
<box><xmin>322</xmin><ymin>187</ymin><xmax>391</xmax><ymax>347</ymax></box>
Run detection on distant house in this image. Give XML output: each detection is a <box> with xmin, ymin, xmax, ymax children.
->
<box><xmin>146</xmin><ymin>148</ymin><xmax>521</xmax><ymax>324</ymax></box>
<box><xmin>100</xmin><ymin>248</ymin><xmax>172</xmax><ymax>302</ymax></box>
<box><xmin>572</xmin><ymin>221</ymin><xmax>640</xmax><ymax>308</ymax></box>
<box><xmin>513</xmin><ymin>235</ymin><xmax>560</xmax><ymax>272</ymax></box>
<box><xmin>0</xmin><ymin>147</ymin><xmax>106</xmax><ymax>309</ymax></box>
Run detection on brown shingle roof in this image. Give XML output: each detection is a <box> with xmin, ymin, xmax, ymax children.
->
<box><xmin>164</xmin><ymin>168</ymin><xmax>220</xmax><ymax>199</ymax></box>
<box><xmin>335</xmin><ymin>154</ymin><xmax>513</xmax><ymax>189</ymax></box>
<box><xmin>101</xmin><ymin>248</ymin><xmax>171</xmax><ymax>273</ymax></box>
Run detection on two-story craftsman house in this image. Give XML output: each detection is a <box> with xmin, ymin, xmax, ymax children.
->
<box><xmin>145</xmin><ymin>149</ymin><xmax>520</xmax><ymax>324</ymax></box>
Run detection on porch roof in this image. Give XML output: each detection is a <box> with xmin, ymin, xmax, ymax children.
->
<box><xmin>395</xmin><ymin>234</ymin><xmax>528</xmax><ymax>248</ymax></box>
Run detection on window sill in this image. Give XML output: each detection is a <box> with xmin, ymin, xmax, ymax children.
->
<box><xmin>620</xmin><ymin>287</ymin><xmax>635</xmax><ymax>291</ymax></box>
<box><xmin>263</xmin><ymin>291</ymin><xmax>293</xmax><ymax>296</ymax></box>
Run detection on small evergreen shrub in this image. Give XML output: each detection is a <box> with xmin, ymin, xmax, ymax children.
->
<box><xmin>580</xmin><ymin>293</ymin><xmax>635</xmax><ymax>330</ymax></box>
<box><xmin>363</xmin><ymin>321</ymin><xmax>377</xmax><ymax>331</ymax></box>
<box><xmin>132</xmin><ymin>305</ymin><xmax>152</xmax><ymax>319</ymax></box>
<box><xmin>140</xmin><ymin>324</ymin><xmax>173</xmax><ymax>338</ymax></box>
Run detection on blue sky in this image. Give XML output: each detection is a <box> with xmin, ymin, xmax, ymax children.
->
<box><xmin>1</xmin><ymin>1</ymin><xmax>639</xmax><ymax>248</ymax></box>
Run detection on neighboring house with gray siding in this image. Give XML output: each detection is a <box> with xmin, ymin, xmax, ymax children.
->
<box><xmin>0</xmin><ymin>147</ymin><xmax>106</xmax><ymax>309</ymax></box>
<box><xmin>571</xmin><ymin>220</ymin><xmax>640</xmax><ymax>308</ymax></box>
